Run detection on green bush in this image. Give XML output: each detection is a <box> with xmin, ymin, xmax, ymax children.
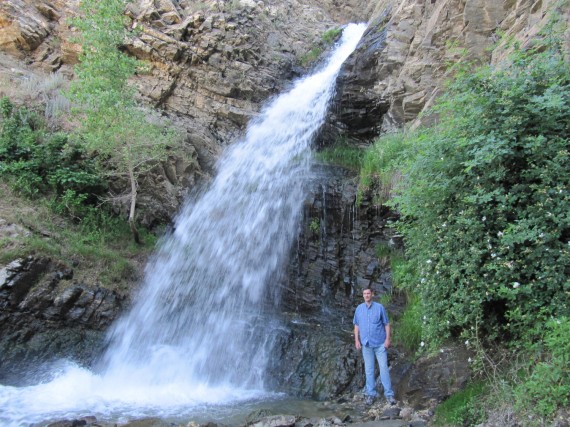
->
<box><xmin>383</xmin><ymin>34</ymin><xmax>570</xmax><ymax>344</ymax></box>
<box><xmin>0</xmin><ymin>97</ymin><xmax>105</xmax><ymax>213</ymax></box>
<box><xmin>358</xmin><ymin>131</ymin><xmax>414</xmax><ymax>206</ymax></box>
<box><xmin>321</xmin><ymin>27</ymin><xmax>342</xmax><ymax>45</ymax></box>
<box><xmin>394</xmin><ymin>291</ymin><xmax>423</xmax><ymax>354</ymax></box>
<box><xmin>433</xmin><ymin>381</ymin><xmax>487</xmax><ymax>426</ymax></box>
<box><xmin>390</xmin><ymin>255</ymin><xmax>423</xmax><ymax>353</ymax></box>
<box><xmin>515</xmin><ymin>317</ymin><xmax>570</xmax><ymax>418</ymax></box>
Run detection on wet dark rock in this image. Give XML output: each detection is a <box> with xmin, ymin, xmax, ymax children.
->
<box><xmin>47</xmin><ymin>420</ymin><xmax>87</xmax><ymax>427</ymax></box>
<box><xmin>398</xmin><ymin>345</ymin><xmax>473</xmax><ymax>409</ymax></box>
<box><xmin>246</xmin><ymin>409</ymin><xmax>276</xmax><ymax>425</ymax></box>
<box><xmin>380</xmin><ymin>407</ymin><xmax>401</xmax><ymax>419</ymax></box>
<box><xmin>249</xmin><ymin>415</ymin><xmax>296</xmax><ymax>427</ymax></box>
<box><xmin>121</xmin><ymin>418</ymin><xmax>173</xmax><ymax>427</ymax></box>
<box><xmin>269</xmin><ymin>164</ymin><xmax>399</xmax><ymax>399</ymax></box>
<box><xmin>0</xmin><ymin>257</ymin><xmax>123</xmax><ymax>385</ymax></box>
<box><xmin>268</xmin><ymin>163</ymin><xmax>473</xmax><ymax>406</ymax></box>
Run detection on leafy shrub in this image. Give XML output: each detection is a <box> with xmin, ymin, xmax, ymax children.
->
<box><xmin>309</xmin><ymin>217</ymin><xmax>320</xmax><ymax>235</ymax></box>
<box><xmin>0</xmin><ymin>97</ymin><xmax>105</xmax><ymax>212</ymax></box>
<box><xmin>394</xmin><ymin>291</ymin><xmax>423</xmax><ymax>354</ymax></box>
<box><xmin>358</xmin><ymin>131</ymin><xmax>414</xmax><ymax>205</ymax></box>
<box><xmin>390</xmin><ymin>255</ymin><xmax>423</xmax><ymax>352</ymax></box>
<box><xmin>382</xmin><ymin>34</ymin><xmax>570</xmax><ymax>344</ymax></box>
<box><xmin>321</xmin><ymin>27</ymin><xmax>342</xmax><ymax>45</ymax></box>
<box><xmin>515</xmin><ymin>317</ymin><xmax>570</xmax><ymax>418</ymax></box>
<box><xmin>434</xmin><ymin>381</ymin><xmax>487</xmax><ymax>426</ymax></box>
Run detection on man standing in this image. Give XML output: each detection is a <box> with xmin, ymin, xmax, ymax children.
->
<box><xmin>353</xmin><ymin>287</ymin><xmax>397</xmax><ymax>406</ymax></box>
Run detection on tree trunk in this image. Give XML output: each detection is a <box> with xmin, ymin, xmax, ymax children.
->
<box><xmin>128</xmin><ymin>164</ymin><xmax>141</xmax><ymax>244</ymax></box>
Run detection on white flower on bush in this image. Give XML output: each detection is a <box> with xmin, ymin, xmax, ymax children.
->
<box><xmin>468</xmin><ymin>357</ymin><xmax>472</xmax><ymax>363</ymax></box>
<box><xmin>465</xmin><ymin>340</ymin><xmax>469</xmax><ymax>346</ymax></box>
<box><xmin>420</xmin><ymin>341</ymin><xmax>425</xmax><ymax>347</ymax></box>
<box><xmin>513</xmin><ymin>282</ymin><xmax>521</xmax><ymax>289</ymax></box>
<box><xmin>426</xmin><ymin>259</ymin><xmax>432</xmax><ymax>264</ymax></box>
<box><xmin>497</xmin><ymin>231</ymin><xmax>504</xmax><ymax>237</ymax></box>
<box><xmin>491</xmin><ymin>253</ymin><xmax>497</xmax><ymax>258</ymax></box>
<box><xmin>482</xmin><ymin>216</ymin><xmax>486</xmax><ymax>221</ymax></box>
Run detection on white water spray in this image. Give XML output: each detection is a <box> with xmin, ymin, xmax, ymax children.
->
<box><xmin>0</xmin><ymin>23</ymin><xmax>366</xmax><ymax>426</ymax></box>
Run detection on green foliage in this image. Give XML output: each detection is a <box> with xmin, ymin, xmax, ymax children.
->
<box><xmin>299</xmin><ymin>47</ymin><xmax>323</xmax><ymax>68</ymax></box>
<box><xmin>0</xmin><ymin>97</ymin><xmax>105</xmax><ymax>208</ymax></box>
<box><xmin>433</xmin><ymin>381</ymin><xmax>487</xmax><ymax>426</ymax></box>
<box><xmin>375</xmin><ymin>242</ymin><xmax>394</xmax><ymax>258</ymax></box>
<box><xmin>309</xmin><ymin>217</ymin><xmax>320</xmax><ymax>234</ymax></box>
<box><xmin>358</xmin><ymin>131</ymin><xmax>414</xmax><ymax>206</ymax></box>
<box><xmin>514</xmin><ymin>317</ymin><xmax>570</xmax><ymax>418</ymax></box>
<box><xmin>393</xmin><ymin>291</ymin><xmax>423</xmax><ymax>354</ymax></box>
<box><xmin>321</xmin><ymin>27</ymin><xmax>342</xmax><ymax>45</ymax></box>
<box><xmin>68</xmin><ymin>0</ymin><xmax>177</xmax><ymax>163</ymax></box>
<box><xmin>383</xmin><ymin>33</ymin><xmax>570</xmax><ymax>345</ymax></box>
<box><xmin>0</xmin><ymin>182</ymin><xmax>156</xmax><ymax>290</ymax></box>
<box><xmin>316</xmin><ymin>140</ymin><xmax>364</xmax><ymax>171</ymax></box>
<box><xmin>299</xmin><ymin>27</ymin><xmax>343</xmax><ymax>67</ymax></box>
<box><xmin>378</xmin><ymin>252</ymin><xmax>423</xmax><ymax>353</ymax></box>
<box><xmin>68</xmin><ymin>0</ymin><xmax>180</xmax><ymax>238</ymax></box>
<box><xmin>376</xmin><ymin>292</ymin><xmax>391</xmax><ymax>306</ymax></box>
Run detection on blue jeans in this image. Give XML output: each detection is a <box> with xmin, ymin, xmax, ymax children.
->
<box><xmin>362</xmin><ymin>344</ymin><xmax>394</xmax><ymax>398</ymax></box>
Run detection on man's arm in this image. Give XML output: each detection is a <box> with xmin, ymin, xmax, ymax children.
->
<box><xmin>354</xmin><ymin>324</ymin><xmax>362</xmax><ymax>350</ymax></box>
<box><xmin>384</xmin><ymin>323</ymin><xmax>391</xmax><ymax>348</ymax></box>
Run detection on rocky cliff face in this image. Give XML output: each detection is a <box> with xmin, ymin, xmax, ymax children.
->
<box><xmin>0</xmin><ymin>0</ymin><xmax>359</xmax><ymax>225</ymax></box>
<box><xmin>0</xmin><ymin>0</ymin><xmax>566</xmax><ymax>406</ymax></box>
<box><xmin>0</xmin><ymin>256</ymin><xmax>123</xmax><ymax>385</ymax></box>
<box><xmin>326</xmin><ymin>0</ymin><xmax>568</xmax><ymax>141</ymax></box>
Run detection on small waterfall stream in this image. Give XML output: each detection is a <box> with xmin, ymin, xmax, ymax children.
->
<box><xmin>0</xmin><ymin>23</ymin><xmax>366</xmax><ymax>426</ymax></box>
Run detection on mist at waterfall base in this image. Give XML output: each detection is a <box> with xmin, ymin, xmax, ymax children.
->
<box><xmin>0</xmin><ymin>23</ymin><xmax>367</xmax><ymax>426</ymax></box>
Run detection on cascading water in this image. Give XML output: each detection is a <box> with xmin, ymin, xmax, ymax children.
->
<box><xmin>0</xmin><ymin>23</ymin><xmax>366</xmax><ymax>426</ymax></box>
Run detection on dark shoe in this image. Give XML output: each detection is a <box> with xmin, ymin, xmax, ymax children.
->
<box><xmin>387</xmin><ymin>396</ymin><xmax>397</xmax><ymax>405</ymax></box>
<box><xmin>365</xmin><ymin>395</ymin><xmax>375</xmax><ymax>405</ymax></box>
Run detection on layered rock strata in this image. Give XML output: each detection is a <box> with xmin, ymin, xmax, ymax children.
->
<box><xmin>327</xmin><ymin>0</ymin><xmax>569</xmax><ymax>142</ymax></box>
<box><xmin>0</xmin><ymin>256</ymin><xmax>123</xmax><ymax>385</ymax></box>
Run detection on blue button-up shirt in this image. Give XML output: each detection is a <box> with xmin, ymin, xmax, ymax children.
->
<box><xmin>353</xmin><ymin>301</ymin><xmax>390</xmax><ymax>347</ymax></box>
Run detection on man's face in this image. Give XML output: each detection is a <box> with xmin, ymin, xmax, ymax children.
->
<box><xmin>363</xmin><ymin>289</ymin><xmax>373</xmax><ymax>303</ymax></box>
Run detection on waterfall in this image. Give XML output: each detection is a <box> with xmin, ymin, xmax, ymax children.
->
<box><xmin>0</xmin><ymin>23</ymin><xmax>366</xmax><ymax>426</ymax></box>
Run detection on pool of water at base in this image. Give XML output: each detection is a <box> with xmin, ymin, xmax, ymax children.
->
<box><xmin>24</xmin><ymin>395</ymin><xmax>360</xmax><ymax>426</ymax></box>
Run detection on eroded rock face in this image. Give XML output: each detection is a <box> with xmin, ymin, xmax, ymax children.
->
<box><xmin>268</xmin><ymin>164</ymin><xmax>399</xmax><ymax>399</ymax></box>
<box><xmin>0</xmin><ymin>257</ymin><xmax>124</xmax><ymax>385</ymax></box>
<box><xmin>326</xmin><ymin>0</ymin><xmax>568</xmax><ymax>142</ymax></box>
<box><xmin>0</xmin><ymin>0</ymin><xmax>356</xmax><ymax>225</ymax></box>
<box><xmin>270</xmin><ymin>165</ymin><xmax>469</xmax><ymax>405</ymax></box>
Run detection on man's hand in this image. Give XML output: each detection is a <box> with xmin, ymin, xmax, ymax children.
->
<box><xmin>384</xmin><ymin>338</ymin><xmax>391</xmax><ymax>349</ymax></box>
<box><xmin>354</xmin><ymin>325</ymin><xmax>361</xmax><ymax>350</ymax></box>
